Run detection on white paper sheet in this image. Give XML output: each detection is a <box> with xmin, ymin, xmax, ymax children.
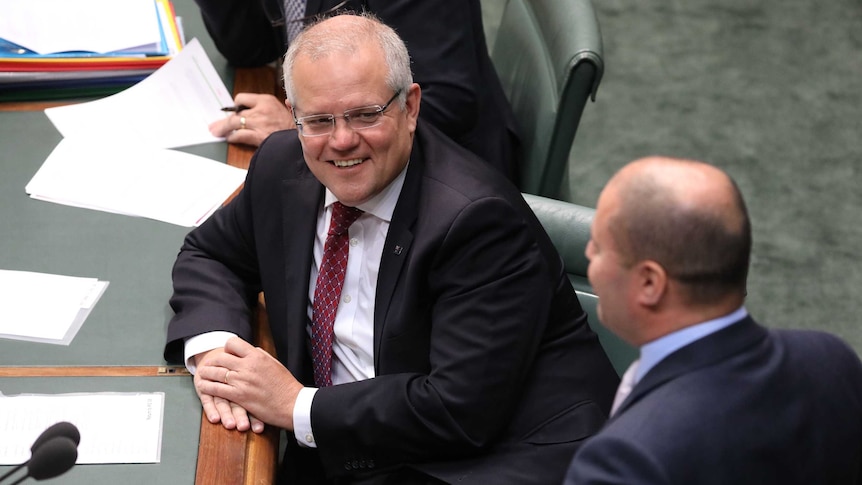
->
<box><xmin>0</xmin><ymin>0</ymin><xmax>163</xmax><ymax>55</ymax></box>
<box><xmin>44</xmin><ymin>38</ymin><xmax>233</xmax><ymax>148</ymax></box>
<box><xmin>0</xmin><ymin>392</ymin><xmax>165</xmax><ymax>464</ymax></box>
<box><xmin>25</xmin><ymin>138</ymin><xmax>247</xmax><ymax>227</ymax></box>
<box><xmin>0</xmin><ymin>270</ymin><xmax>108</xmax><ymax>345</ymax></box>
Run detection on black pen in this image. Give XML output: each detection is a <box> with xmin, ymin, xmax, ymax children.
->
<box><xmin>221</xmin><ymin>105</ymin><xmax>251</xmax><ymax>112</ymax></box>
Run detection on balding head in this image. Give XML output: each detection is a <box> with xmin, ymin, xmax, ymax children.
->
<box><xmin>600</xmin><ymin>156</ymin><xmax>751</xmax><ymax>306</ymax></box>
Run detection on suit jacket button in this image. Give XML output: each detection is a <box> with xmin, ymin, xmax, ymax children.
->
<box><xmin>367</xmin><ymin>459</ymin><xmax>375</xmax><ymax>469</ymax></box>
<box><xmin>359</xmin><ymin>459</ymin><xmax>366</xmax><ymax>468</ymax></box>
<box><xmin>352</xmin><ymin>460</ymin><xmax>359</xmax><ymax>469</ymax></box>
<box><xmin>344</xmin><ymin>463</ymin><xmax>352</xmax><ymax>471</ymax></box>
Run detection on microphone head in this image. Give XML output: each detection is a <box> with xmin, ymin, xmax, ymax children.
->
<box><xmin>31</xmin><ymin>421</ymin><xmax>81</xmax><ymax>452</ymax></box>
<box><xmin>27</xmin><ymin>436</ymin><xmax>78</xmax><ymax>480</ymax></box>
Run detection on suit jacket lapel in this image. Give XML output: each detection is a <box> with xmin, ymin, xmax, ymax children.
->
<box><xmin>372</xmin><ymin>135</ymin><xmax>424</xmax><ymax>366</ymax></box>
<box><xmin>615</xmin><ymin>316</ymin><xmax>768</xmax><ymax>417</ymax></box>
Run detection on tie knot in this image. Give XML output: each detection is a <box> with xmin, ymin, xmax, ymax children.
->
<box><xmin>329</xmin><ymin>202</ymin><xmax>363</xmax><ymax>236</ymax></box>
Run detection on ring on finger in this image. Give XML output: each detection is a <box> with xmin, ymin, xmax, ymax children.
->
<box><xmin>223</xmin><ymin>369</ymin><xmax>232</xmax><ymax>385</ymax></box>
<box><xmin>239</xmin><ymin>116</ymin><xmax>247</xmax><ymax>130</ymax></box>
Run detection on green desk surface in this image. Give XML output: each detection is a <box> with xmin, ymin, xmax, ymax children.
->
<box><xmin>0</xmin><ymin>376</ymin><xmax>200</xmax><ymax>484</ymax></box>
<box><xmin>0</xmin><ymin>4</ymin><xmax>256</xmax><ymax>484</ymax></box>
<box><xmin>0</xmin><ymin>114</ymin><xmax>227</xmax><ymax>366</ymax></box>
<box><xmin>0</xmin><ymin>0</ymin><xmax>235</xmax><ymax>365</ymax></box>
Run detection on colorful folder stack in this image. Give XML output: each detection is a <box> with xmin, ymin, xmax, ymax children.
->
<box><xmin>0</xmin><ymin>0</ymin><xmax>183</xmax><ymax>102</ymax></box>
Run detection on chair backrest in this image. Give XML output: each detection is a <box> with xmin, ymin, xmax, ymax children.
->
<box><xmin>523</xmin><ymin>193</ymin><xmax>637</xmax><ymax>376</ymax></box>
<box><xmin>493</xmin><ymin>0</ymin><xmax>603</xmax><ymax>198</ymax></box>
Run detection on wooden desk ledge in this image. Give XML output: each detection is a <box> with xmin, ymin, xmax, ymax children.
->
<box><xmin>0</xmin><ymin>365</ymin><xmax>189</xmax><ymax>377</ymax></box>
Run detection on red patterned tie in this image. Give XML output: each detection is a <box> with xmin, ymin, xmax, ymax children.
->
<box><xmin>311</xmin><ymin>201</ymin><xmax>363</xmax><ymax>387</ymax></box>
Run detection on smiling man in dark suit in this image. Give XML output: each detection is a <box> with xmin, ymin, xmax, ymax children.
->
<box><xmin>164</xmin><ymin>13</ymin><xmax>617</xmax><ymax>485</ymax></box>
<box><xmin>564</xmin><ymin>156</ymin><xmax>862</xmax><ymax>485</ymax></box>
<box><xmin>194</xmin><ymin>0</ymin><xmax>521</xmax><ymax>181</ymax></box>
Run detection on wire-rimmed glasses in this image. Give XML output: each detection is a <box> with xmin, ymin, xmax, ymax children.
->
<box><xmin>293</xmin><ymin>90</ymin><xmax>402</xmax><ymax>137</ymax></box>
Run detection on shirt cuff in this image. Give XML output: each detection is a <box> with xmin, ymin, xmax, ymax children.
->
<box><xmin>293</xmin><ymin>387</ymin><xmax>318</xmax><ymax>448</ymax></box>
<box><xmin>183</xmin><ymin>331</ymin><xmax>237</xmax><ymax>374</ymax></box>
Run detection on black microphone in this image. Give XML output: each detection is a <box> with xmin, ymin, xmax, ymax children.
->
<box><xmin>29</xmin><ymin>422</ymin><xmax>81</xmax><ymax>452</ymax></box>
<box><xmin>9</xmin><ymin>436</ymin><xmax>78</xmax><ymax>484</ymax></box>
<box><xmin>0</xmin><ymin>422</ymin><xmax>80</xmax><ymax>484</ymax></box>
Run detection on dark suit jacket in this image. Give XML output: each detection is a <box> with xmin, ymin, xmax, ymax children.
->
<box><xmin>565</xmin><ymin>316</ymin><xmax>862</xmax><ymax>485</ymax></box>
<box><xmin>193</xmin><ymin>0</ymin><xmax>521</xmax><ymax>181</ymax></box>
<box><xmin>164</xmin><ymin>121</ymin><xmax>618</xmax><ymax>484</ymax></box>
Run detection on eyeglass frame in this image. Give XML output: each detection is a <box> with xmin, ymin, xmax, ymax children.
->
<box><xmin>292</xmin><ymin>90</ymin><xmax>403</xmax><ymax>138</ymax></box>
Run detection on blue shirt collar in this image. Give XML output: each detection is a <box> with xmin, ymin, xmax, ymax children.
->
<box><xmin>634</xmin><ymin>306</ymin><xmax>748</xmax><ymax>383</ymax></box>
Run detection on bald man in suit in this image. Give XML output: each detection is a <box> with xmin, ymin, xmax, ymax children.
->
<box><xmin>564</xmin><ymin>156</ymin><xmax>862</xmax><ymax>485</ymax></box>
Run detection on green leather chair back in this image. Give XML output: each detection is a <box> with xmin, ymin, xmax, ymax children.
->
<box><xmin>523</xmin><ymin>194</ymin><xmax>637</xmax><ymax>376</ymax></box>
<box><xmin>493</xmin><ymin>0</ymin><xmax>604</xmax><ymax>198</ymax></box>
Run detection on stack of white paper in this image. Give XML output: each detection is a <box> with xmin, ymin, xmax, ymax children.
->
<box><xmin>28</xmin><ymin>38</ymin><xmax>246</xmax><ymax>227</ymax></box>
<box><xmin>26</xmin><ymin>138</ymin><xmax>247</xmax><ymax>227</ymax></box>
<box><xmin>44</xmin><ymin>38</ymin><xmax>232</xmax><ymax>148</ymax></box>
<box><xmin>0</xmin><ymin>0</ymin><xmax>164</xmax><ymax>55</ymax></box>
<box><xmin>0</xmin><ymin>270</ymin><xmax>109</xmax><ymax>345</ymax></box>
<box><xmin>0</xmin><ymin>392</ymin><xmax>165</xmax><ymax>464</ymax></box>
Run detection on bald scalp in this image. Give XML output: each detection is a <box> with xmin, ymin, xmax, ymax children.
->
<box><xmin>609</xmin><ymin>157</ymin><xmax>751</xmax><ymax>305</ymax></box>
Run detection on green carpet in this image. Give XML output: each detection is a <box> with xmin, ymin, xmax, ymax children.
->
<box><xmin>483</xmin><ymin>0</ymin><xmax>862</xmax><ymax>353</ymax></box>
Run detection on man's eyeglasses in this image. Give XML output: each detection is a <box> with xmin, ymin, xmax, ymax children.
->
<box><xmin>293</xmin><ymin>90</ymin><xmax>402</xmax><ymax>137</ymax></box>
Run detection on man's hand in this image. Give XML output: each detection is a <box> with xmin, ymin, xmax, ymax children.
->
<box><xmin>194</xmin><ymin>337</ymin><xmax>304</xmax><ymax>431</ymax></box>
<box><xmin>193</xmin><ymin>347</ymin><xmax>265</xmax><ymax>432</ymax></box>
<box><xmin>209</xmin><ymin>93</ymin><xmax>296</xmax><ymax>147</ymax></box>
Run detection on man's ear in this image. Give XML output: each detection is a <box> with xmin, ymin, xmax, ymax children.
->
<box><xmin>635</xmin><ymin>260</ymin><xmax>667</xmax><ymax>307</ymax></box>
<box><xmin>405</xmin><ymin>82</ymin><xmax>421</xmax><ymax>126</ymax></box>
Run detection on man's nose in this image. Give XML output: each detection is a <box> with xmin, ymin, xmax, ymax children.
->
<box><xmin>328</xmin><ymin>117</ymin><xmax>359</xmax><ymax>148</ymax></box>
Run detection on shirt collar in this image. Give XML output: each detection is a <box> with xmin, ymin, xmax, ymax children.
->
<box><xmin>635</xmin><ymin>306</ymin><xmax>748</xmax><ymax>383</ymax></box>
<box><xmin>323</xmin><ymin>162</ymin><xmax>408</xmax><ymax>223</ymax></box>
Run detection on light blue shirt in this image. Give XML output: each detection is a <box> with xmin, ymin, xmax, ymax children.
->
<box><xmin>634</xmin><ymin>306</ymin><xmax>748</xmax><ymax>384</ymax></box>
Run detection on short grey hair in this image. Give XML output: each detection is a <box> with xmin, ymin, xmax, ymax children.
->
<box><xmin>283</xmin><ymin>12</ymin><xmax>413</xmax><ymax>111</ymax></box>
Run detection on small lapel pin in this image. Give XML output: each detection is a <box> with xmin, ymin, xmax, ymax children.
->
<box><xmin>393</xmin><ymin>245</ymin><xmax>403</xmax><ymax>255</ymax></box>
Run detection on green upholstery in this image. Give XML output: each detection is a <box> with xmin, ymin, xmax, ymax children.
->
<box><xmin>523</xmin><ymin>194</ymin><xmax>637</xmax><ymax>376</ymax></box>
<box><xmin>493</xmin><ymin>0</ymin><xmax>604</xmax><ymax>198</ymax></box>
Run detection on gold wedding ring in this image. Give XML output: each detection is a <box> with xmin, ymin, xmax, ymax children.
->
<box><xmin>239</xmin><ymin>116</ymin><xmax>247</xmax><ymax>130</ymax></box>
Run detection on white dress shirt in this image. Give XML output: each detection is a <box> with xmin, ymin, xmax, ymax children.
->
<box><xmin>184</xmin><ymin>164</ymin><xmax>407</xmax><ymax>448</ymax></box>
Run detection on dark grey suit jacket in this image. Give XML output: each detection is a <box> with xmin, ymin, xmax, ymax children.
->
<box><xmin>565</xmin><ymin>316</ymin><xmax>862</xmax><ymax>485</ymax></box>
<box><xmin>193</xmin><ymin>0</ymin><xmax>521</xmax><ymax>181</ymax></box>
<box><xmin>165</xmin><ymin>122</ymin><xmax>618</xmax><ymax>484</ymax></box>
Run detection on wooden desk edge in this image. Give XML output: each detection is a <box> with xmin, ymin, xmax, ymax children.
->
<box><xmin>195</xmin><ymin>65</ymin><xmax>282</xmax><ymax>485</ymax></box>
<box><xmin>0</xmin><ymin>366</ymin><xmax>188</xmax><ymax>377</ymax></box>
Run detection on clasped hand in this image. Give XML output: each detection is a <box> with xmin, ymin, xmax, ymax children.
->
<box><xmin>194</xmin><ymin>337</ymin><xmax>303</xmax><ymax>433</ymax></box>
<box><xmin>209</xmin><ymin>93</ymin><xmax>296</xmax><ymax>147</ymax></box>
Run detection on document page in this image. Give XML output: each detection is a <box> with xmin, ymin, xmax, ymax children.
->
<box><xmin>25</xmin><ymin>138</ymin><xmax>247</xmax><ymax>227</ymax></box>
<box><xmin>0</xmin><ymin>0</ymin><xmax>163</xmax><ymax>55</ymax></box>
<box><xmin>44</xmin><ymin>38</ymin><xmax>233</xmax><ymax>148</ymax></box>
<box><xmin>0</xmin><ymin>392</ymin><xmax>165</xmax><ymax>464</ymax></box>
<box><xmin>0</xmin><ymin>270</ymin><xmax>108</xmax><ymax>345</ymax></box>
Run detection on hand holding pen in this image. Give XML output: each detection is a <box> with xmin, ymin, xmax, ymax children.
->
<box><xmin>210</xmin><ymin>93</ymin><xmax>297</xmax><ymax>147</ymax></box>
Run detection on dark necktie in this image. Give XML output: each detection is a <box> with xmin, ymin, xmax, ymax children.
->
<box><xmin>311</xmin><ymin>201</ymin><xmax>363</xmax><ymax>387</ymax></box>
<box><xmin>284</xmin><ymin>0</ymin><xmax>307</xmax><ymax>42</ymax></box>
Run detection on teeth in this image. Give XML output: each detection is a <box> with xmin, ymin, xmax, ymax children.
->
<box><xmin>333</xmin><ymin>159</ymin><xmax>363</xmax><ymax>167</ymax></box>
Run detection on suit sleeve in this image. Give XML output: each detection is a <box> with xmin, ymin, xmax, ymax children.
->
<box><xmin>310</xmin><ymin>196</ymin><xmax>559</xmax><ymax>473</ymax></box>
<box><xmin>163</xmin><ymin>150</ymin><xmax>263</xmax><ymax>363</ymax></box>
<box><xmin>193</xmin><ymin>0</ymin><xmax>285</xmax><ymax>66</ymax></box>
<box><xmin>368</xmin><ymin>0</ymin><xmax>483</xmax><ymax>138</ymax></box>
<box><xmin>564</xmin><ymin>435</ymin><xmax>671</xmax><ymax>485</ymax></box>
